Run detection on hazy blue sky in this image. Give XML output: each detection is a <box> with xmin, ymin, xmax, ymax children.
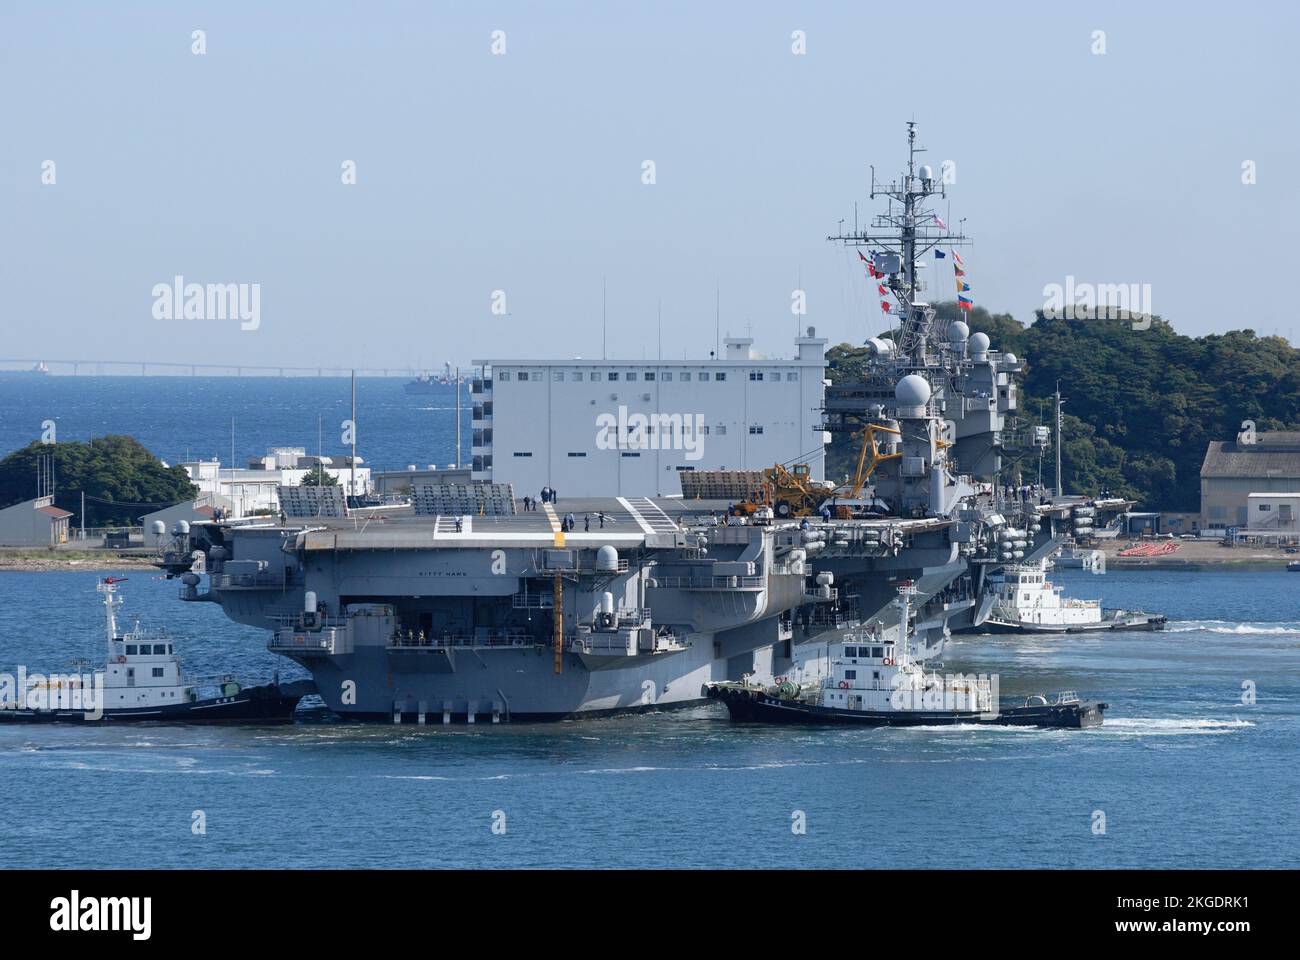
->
<box><xmin>3</xmin><ymin>1</ymin><xmax>1298</xmax><ymax>370</ymax></box>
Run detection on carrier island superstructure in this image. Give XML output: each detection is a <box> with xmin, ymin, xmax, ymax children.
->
<box><xmin>158</xmin><ymin>124</ymin><xmax>1126</xmax><ymax>721</ymax></box>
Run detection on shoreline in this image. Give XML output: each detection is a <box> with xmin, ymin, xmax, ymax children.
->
<box><xmin>1094</xmin><ymin>538</ymin><xmax>1297</xmax><ymax>572</ymax></box>
<box><xmin>0</xmin><ymin>550</ymin><xmax>161</xmax><ymax>573</ymax></box>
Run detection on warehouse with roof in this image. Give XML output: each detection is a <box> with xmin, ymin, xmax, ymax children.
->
<box><xmin>1200</xmin><ymin>430</ymin><xmax>1300</xmax><ymax>531</ymax></box>
<box><xmin>0</xmin><ymin>495</ymin><xmax>72</xmax><ymax>546</ymax></box>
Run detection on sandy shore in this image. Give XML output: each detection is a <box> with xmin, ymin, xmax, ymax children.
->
<box><xmin>0</xmin><ymin>550</ymin><xmax>162</xmax><ymax>573</ymax></box>
<box><xmin>1097</xmin><ymin>538</ymin><xmax>1296</xmax><ymax>570</ymax></box>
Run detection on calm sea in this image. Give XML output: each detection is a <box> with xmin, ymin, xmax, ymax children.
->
<box><xmin>0</xmin><ymin>375</ymin><xmax>470</xmax><ymax>476</ymax></box>
<box><xmin>0</xmin><ymin>378</ymin><xmax>1297</xmax><ymax>868</ymax></box>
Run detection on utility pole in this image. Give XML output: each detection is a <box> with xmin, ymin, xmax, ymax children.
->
<box><xmin>714</xmin><ymin>279</ymin><xmax>720</xmax><ymax>359</ymax></box>
<box><xmin>657</xmin><ymin>298</ymin><xmax>662</xmax><ymax>361</ymax></box>
<box><xmin>351</xmin><ymin>370</ymin><xmax>357</xmax><ymax>501</ymax></box>
<box><xmin>1054</xmin><ymin>381</ymin><xmax>1066</xmax><ymax>498</ymax></box>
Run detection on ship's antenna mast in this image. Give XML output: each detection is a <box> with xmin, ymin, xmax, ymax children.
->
<box><xmin>826</xmin><ymin>121</ymin><xmax>972</xmax><ymax>364</ymax></box>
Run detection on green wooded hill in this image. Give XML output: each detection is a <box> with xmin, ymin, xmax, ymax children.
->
<box><xmin>826</xmin><ymin>304</ymin><xmax>1300</xmax><ymax>511</ymax></box>
<box><xmin>0</xmin><ymin>435</ymin><xmax>199</xmax><ymax>528</ymax></box>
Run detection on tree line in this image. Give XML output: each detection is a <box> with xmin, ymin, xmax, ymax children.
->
<box><xmin>0</xmin><ymin>436</ymin><xmax>198</xmax><ymax>528</ymax></box>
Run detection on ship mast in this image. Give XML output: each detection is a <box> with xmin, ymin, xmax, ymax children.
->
<box><xmin>98</xmin><ymin>577</ymin><xmax>125</xmax><ymax>658</ymax></box>
<box><xmin>826</xmin><ymin>121</ymin><xmax>972</xmax><ymax>362</ymax></box>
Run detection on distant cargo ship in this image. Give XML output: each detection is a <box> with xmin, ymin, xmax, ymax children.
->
<box><xmin>404</xmin><ymin>363</ymin><xmax>462</xmax><ymax>394</ymax></box>
<box><xmin>1</xmin><ymin>362</ymin><xmax>50</xmax><ymax>377</ymax></box>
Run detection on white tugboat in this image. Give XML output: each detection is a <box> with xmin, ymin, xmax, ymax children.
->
<box><xmin>977</xmin><ymin>560</ymin><xmax>1165</xmax><ymax>633</ymax></box>
<box><xmin>0</xmin><ymin>578</ymin><xmax>313</xmax><ymax>723</ymax></box>
<box><xmin>707</xmin><ymin>583</ymin><xmax>1106</xmax><ymax>728</ymax></box>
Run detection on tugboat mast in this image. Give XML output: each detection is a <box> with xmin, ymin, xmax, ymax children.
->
<box><xmin>98</xmin><ymin>576</ymin><xmax>125</xmax><ymax>655</ymax></box>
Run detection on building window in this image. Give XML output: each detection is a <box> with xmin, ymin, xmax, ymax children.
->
<box><xmin>513</xmin><ymin>452</ymin><xmax>533</xmax><ymax>458</ymax></box>
<box><xmin>844</xmin><ymin>670</ymin><xmax>856</xmax><ymax>680</ymax></box>
<box><xmin>715</xmin><ymin>372</ymin><xmax>726</xmax><ymax>381</ymax></box>
<box><xmin>498</xmin><ymin>371</ymin><xmax>512</xmax><ymax>381</ymax></box>
<box><xmin>644</xmin><ymin>372</ymin><xmax>655</xmax><ymax>381</ymax></box>
<box><xmin>608</xmin><ymin>372</ymin><xmax>619</xmax><ymax>381</ymax></box>
<box><xmin>621</xmin><ymin>451</ymin><xmax>641</xmax><ymax>458</ymax></box>
<box><xmin>700</xmin><ymin>425</ymin><xmax>711</xmax><ymax>435</ymax></box>
<box><xmin>572</xmin><ymin>372</ymin><xmax>584</xmax><ymax>382</ymax></box>
<box><xmin>787</xmin><ymin>372</ymin><xmax>798</xmax><ymax>381</ymax></box>
<box><xmin>661</xmin><ymin>372</ymin><xmax>673</xmax><ymax>382</ymax></box>
<box><xmin>553</xmin><ymin>371</ymin><xmax>564</xmax><ymax>381</ymax></box>
<box><xmin>749</xmin><ymin>425</ymin><xmax>764</xmax><ymax>434</ymax></box>
<box><xmin>152</xmin><ymin>667</ymin><xmax>165</xmax><ymax>678</ymax></box>
<box><xmin>567</xmin><ymin>452</ymin><xmax>587</xmax><ymax>458</ymax></box>
<box><xmin>716</xmin><ymin>425</ymin><xmax>727</xmax><ymax>436</ymax></box>
<box><xmin>749</xmin><ymin>371</ymin><xmax>763</xmax><ymax>381</ymax></box>
<box><xmin>126</xmin><ymin>645</ymin><xmax>138</xmax><ymax>655</ymax></box>
<box><xmin>626</xmin><ymin>372</ymin><xmax>637</xmax><ymax>381</ymax></box>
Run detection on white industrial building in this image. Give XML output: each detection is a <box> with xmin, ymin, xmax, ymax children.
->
<box><xmin>470</xmin><ymin>328</ymin><xmax>829</xmax><ymax>497</ymax></box>
<box><xmin>177</xmin><ymin>447</ymin><xmax>371</xmax><ymax>518</ymax></box>
<box><xmin>1245</xmin><ymin>492</ymin><xmax>1300</xmax><ymax>535</ymax></box>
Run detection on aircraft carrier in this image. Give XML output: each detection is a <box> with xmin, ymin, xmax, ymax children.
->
<box><xmin>158</xmin><ymin>124</ymin><xmax>1126</xmax><ymax>722</ymax></box>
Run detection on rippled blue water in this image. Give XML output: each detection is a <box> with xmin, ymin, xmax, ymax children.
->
<box><xmin>1</xmin><ymin>379</ymin><xmax>1297</xmax><ymax>867</ymax></box>
<box><xmin>0</xmin><ymin>568</ymin><xmax>1295</xmax><ymax>869</ymax></box>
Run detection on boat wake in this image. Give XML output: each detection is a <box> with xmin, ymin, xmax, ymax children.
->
<box><xmin>1101</xmin><ymin>717</ymin><xmax>1254</xmax><ymax>735</ymax></box>
<box><xmin>1164</xmin><ymin>620</ymin><xmax>1300</xmax><ymax>635</ymax></box>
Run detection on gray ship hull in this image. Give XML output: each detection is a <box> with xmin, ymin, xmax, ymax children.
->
<box><xmin>305</xmin><ymin>640</ymin><xmax>725</xmax><ymax>722</ymax></box>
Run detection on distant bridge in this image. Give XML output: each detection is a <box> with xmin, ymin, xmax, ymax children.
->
<box><xmin>0</xmin><ymin>358</ymin><xmax>441</xmax><ymax>378</ymax></box>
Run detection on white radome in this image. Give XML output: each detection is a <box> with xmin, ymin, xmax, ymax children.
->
<box><xmin>969</xmin><ymin>332</ymin><xmax>991</xmax><ymax>354</ymax></box>
<box><xmin>947</xmin><ymin>320</ymin><xmax>970</xmax><ymax>342</ymax></box>
<box><xmin>895</xmin><ymin>374</ymin><xmax>932</xmax><ymax>407</ymax></box>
